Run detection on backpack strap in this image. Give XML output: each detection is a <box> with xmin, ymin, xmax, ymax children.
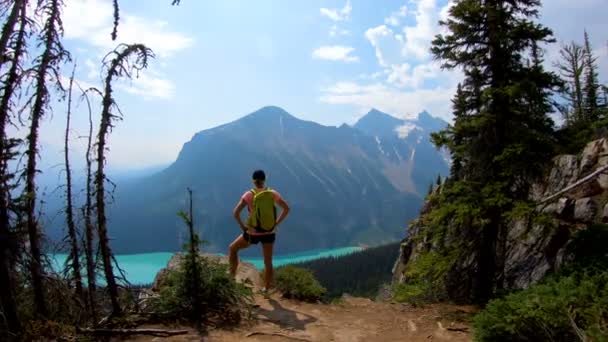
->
<box><xmin>251</xmin><ymin>187</ymin><xmax>271</xmax><ymax>196</ymax></box>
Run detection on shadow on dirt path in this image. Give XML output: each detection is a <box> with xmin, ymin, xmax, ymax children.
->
<box><xmin>255</xmin><ymin>299</ymin><xmax>317</xmax><ymax>331</ymax></box>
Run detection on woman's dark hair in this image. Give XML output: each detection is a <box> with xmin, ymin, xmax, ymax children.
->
<box><xmin>252</xmin><ymin>170</ymin><xmax>266</xmax><ymax>181</ymax></box>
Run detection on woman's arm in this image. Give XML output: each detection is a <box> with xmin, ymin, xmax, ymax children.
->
<box><xmin>275</xmin><ymin>197</ymin><xmax>290</xmax><ymax>227</ymax></box>
<box><xmin>233</xmin><ymin>199</ymin><xmax>248</xmax><ymax>231</ymax></box>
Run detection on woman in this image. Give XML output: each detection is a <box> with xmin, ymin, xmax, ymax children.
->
<box><xmin>229</xmin><ymin>170</ymin><xmax>290</xmax><ymax>295</ymax></box>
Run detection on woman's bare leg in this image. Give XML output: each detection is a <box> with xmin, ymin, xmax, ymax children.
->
<box><xmin>229</xmin><ymin>234</ymin><xmax>250</xmax><ymax>277</ymax></box>
<box><xmin>262</xmin><ymin>242</ymin><xmax>274</xmax><ymax>290</ymax></box>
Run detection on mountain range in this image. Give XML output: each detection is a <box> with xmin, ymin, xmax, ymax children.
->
<box><xmin>48</xmin><ymin>106</ymin><xmax>450</xmax><ymax>255</ymax></box>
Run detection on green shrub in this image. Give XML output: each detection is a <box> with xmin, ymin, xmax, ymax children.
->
<box><xmin>20</xmin><ymin>320</ymin><xmax>76</xmax><ymax>342</ymax></box>
<box><xmin>563</xmin><ymin>224</ymin><xmax>608</xmax><ymax>275</ymax></box>
<box><xmin>152</xmin><ymin>257</ymin><xmax>253</xmax><ymax>324</ymax></box>
<box><xmin>473</xmin><ymin>272</ymin><xmax>608</xmax><ymax>341</ymax></box>
<box><xmin>274</xmin><ymin>266</ymin><xmax>326</xmax><ymax>302</ymax></box>
<box><xmin>393</xmin><ymin>282</ymin><xmax>430</xmax><ymax>305</ymax></box>
<box><xmin>393</xmin><ymin>250</ymin><xmax>456</xmax><ymax>303</ymax></box>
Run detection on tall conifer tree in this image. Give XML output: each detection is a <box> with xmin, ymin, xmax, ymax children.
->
<box><xmin>583</xmin><ymin>31</ymin><xmax>600</xmax><ymax>122</ymax></box>
<box><xmin>431</xmin><ymin>0</ymin><xmax>558</xmax><ymax>302</ymax></box>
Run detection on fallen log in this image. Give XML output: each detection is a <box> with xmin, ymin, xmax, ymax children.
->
<box><xmin>78</xmin><ymin>327</ymin><xmax>189</xmax><ymax>337</ymax></box>
<box><xmin>539</xmin><ymin>164</ymin><xmax>608</xmax><ymax>204</ymax></box>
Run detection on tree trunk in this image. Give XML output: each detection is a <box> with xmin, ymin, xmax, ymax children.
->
<box><xmin>96</xmin><ymin>76</ymin><xmax>121</xmax><ymax>316</ymax></box>
<box><xmin>477</xmin><ymin>0</ymin><xmax>507</xmax><ymax>303</ymax></box>
<box><xmin>0</xmin><ymin>0</ymin><xmax>22</xmax><ymax>66</ymax></box>
<box><xmin>82</xmin><ymin>88</ymin><xmax>97</xmax><ymax>320</ymax></box>
<box><xmin>25</xmin><ymin>0</ymin><xmax>65</xmax><ymax>317</ymax></box>
<box><xmin>0</xmin><ymin>0</ymin><xmax>28</xmax><ymax>335</ymax></box>
<box><xmin>94</xmin><ymin>43</ymin><xmax>153</xmax><ymax>316</ymax></box>
<box><xmin>64</xmin><ymin>66</ymin><xmax>84</xmax><ymax>304</ymax></box>
<box><xmin>95</xmin><ymin>121</ymin><xmax>121</xmax><ymax>315</ymax></box>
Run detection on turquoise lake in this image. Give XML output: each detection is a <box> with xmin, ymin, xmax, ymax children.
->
<box><xmin>52</xmin><ymin>247</ymin><xmax>362</xmax><ymax>285</ymax></box>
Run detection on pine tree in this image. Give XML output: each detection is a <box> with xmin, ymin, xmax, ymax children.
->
<box><xmin>80</xmin><ymin>86</ymin><xmax>98</xmax><ymax>320</ymax></box>
<box><xmin>583</xmin><ymin>31</ymin><xmax>600</xmax><ymax>122</ymax></box>
<box><xmin>178</xmin><ymin>188</ymin><xmax>204</xmax><ymax>321</ymax></box>
<box><xmin>555</xmin><ymin>42</ymin><xmax>585</xmax><ymax>125</ymax></box>
<box><xmin>24</xmin><ymin>0</ymin><xmax>69</xmax><ymax>318</ymax></box>
<box><xmin>431</xmin><ymin>0</ymin><xmax>558</xmax><ymax>302</ymax></box>
<box><xmin>0</xmin><ymin>0</ymin><xmax>29</xmax><ymax>333</ymax></box>
<box><xmin>96</xmin><ymin>43</ymin><xmax>153</xmax><ymax>316</ymax></box>
<box><xmin>63</xmin><ymin>65</ymin><xmax>84</xmax><ymax>305</ymax></box>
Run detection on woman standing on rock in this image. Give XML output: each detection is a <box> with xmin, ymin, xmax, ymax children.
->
<box><xmin>229</xmin><ymin>170</ymin><xmax>290</xmax><ymax>295</ymax></box>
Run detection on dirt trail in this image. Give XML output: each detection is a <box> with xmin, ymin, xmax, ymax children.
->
<box><xmin>129</xmin><ymin>293</ymin><xmax>473</xmax><ymax>342</ymax></box>
<box><xmin>209</xmin><ymin>294</ymin><xmax>473</xmax><ymax>342</ymax></box>
<box><xmin>126</xmin><ymin>257</ymin><xmax>474</xmax><ymax>341</ymax></box>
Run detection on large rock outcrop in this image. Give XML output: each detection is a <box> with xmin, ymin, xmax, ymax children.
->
<box><xmin>152</xmin><ymin>253</ymin><xmax>262</xmax><ymax>291</ymax></box>
<box><xmin>393</xmin><ymin>139</ymin><xmax>608</xmax><ymax>300</ymax></box>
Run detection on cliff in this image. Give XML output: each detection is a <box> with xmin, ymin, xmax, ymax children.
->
<box><xmin>393</xmin><ymin>139</ymin><xmax>608</xmax><ymax>301</ymax></box>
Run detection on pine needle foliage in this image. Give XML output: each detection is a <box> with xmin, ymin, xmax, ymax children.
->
<box><xmin>95</xmin><ymin>43</ymin><xmax>154</xmax><ymax>316</ymax></box>
<box><xmin>427</xmin><ymin>0</ymin><xmax>560</xmax><ymax>303</ymax></box>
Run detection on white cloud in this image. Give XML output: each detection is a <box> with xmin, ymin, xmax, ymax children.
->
<box><xmin>312</xmin><ymin>46</ymin><xmax>359</xmax><ymax>63</ymax></box>
<box><xmin>362</xmin><ymin>1</ymin><xmax>459</xmax><ymax>91</ymax></box>
<box><xmin>329</xmin><ymin>25</ymin><xmax>350</xmax><ymax>37</ymax></box>
<box><xmin>322</xmin><ymin>1</ymin><xmax>460</xmax><ymax>120</ymax></box>
<box><xmin>326</xmin><ymin>0</ymin><xmax>607</xmax><ymax>124</ymax></box>
<box><xmin>62</xmin><ymin>0</ymin><xmax>192</xmax><ymax>100</ymax></box>
<box><xmin>365</xmin><ymin>25</ymin><xmax>394</xmax><ymax>67</ymax></box>
<box><xmin>117</xmin><ymin>72</ymin><xmax>175</xmax><ymax>100</ymax></box>
<box><xmin>63</xmin><ymin>0</ymin><xmax>193</xmax><ymax>58</ymax></box>
<box><xmin>399</xmin><ymin>0</ymin><xmax>439</xmax><ymax>60</ymax></box>
<box><xmin>385</xmin><ymin>5</ymin><xmax>408</xmax><ymax>27</ymax></box>
<box><xmin>320</xmin><ymin>82</ymin><xmax>455</xmax><ymax>122</ymax></box>
<box><xmin>320</xmin><ymin>0</ymin><xmax>352</xmax><ymax>22</ymax></box>
<box><xmin>365</xmin><ymin>0</ymin><xmax>449</xmax><ymax>67</ymax></box>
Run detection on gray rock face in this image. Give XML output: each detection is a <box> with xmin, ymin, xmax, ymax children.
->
<box><xmin>543</xmin><ymin>155</ymin><xmax>579</xmax><ymax>198</ymax></box>
<box><xmin>539</xmin><ymin>197</ymin><xmax>574</xmax><ymax>219</ymax></box>
<box><xmin>580</xmin><ymin>139</ymin><xmax>608</xmax><ymax>174</ymax></box>
<box><xmin>504</xmin><ymin>221</ymin><xmax>570</xmax><ymax>289</ymax></box>
<box><xmin>393</xmin><ymin>139</ymin><xmax>608</xmax><ymax>297</ymax></box>
<box><xmin>574</xmin><ymin>198</ymin><xmax>598</xmax><ymax>223</ymax></box>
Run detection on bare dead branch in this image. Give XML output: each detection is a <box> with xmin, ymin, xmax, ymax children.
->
<box><xmin>78</xmin><ymin>328</ymin><xmax>189</xmax><ymax>337</ymax></box>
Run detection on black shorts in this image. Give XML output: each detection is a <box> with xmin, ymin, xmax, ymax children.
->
<box><xmin>243</xmin><ymin>232</ymin><xmax>276</xmax><ymax>245</ymax></box>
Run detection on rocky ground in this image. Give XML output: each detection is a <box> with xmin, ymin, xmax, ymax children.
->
<box><xmin>127</xmin><ymin>293</ymin><xmax>474</xmax><ymax>342</ymax></box>
<box><xmin>123</xmin><ymin>255</ymin><xmax>474</xmax><ymax>342</ymax></box>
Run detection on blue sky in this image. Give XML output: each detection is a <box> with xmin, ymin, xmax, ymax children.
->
<box><xmin>36</xmin><ymin>0</ymin><xmax>608</xmax><ymax>170</ymax></box>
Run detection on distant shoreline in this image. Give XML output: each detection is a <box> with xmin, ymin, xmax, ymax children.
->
<box><xmin>51</xmin><ymin>246</ymin><xmax>363</xmax><ymax>284</ymax></box>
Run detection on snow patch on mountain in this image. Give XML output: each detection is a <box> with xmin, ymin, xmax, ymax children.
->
<box><xmin>395</xmin><ymin>123</ymin><xmax>420</xmax><ymax>139</ymax></box>
<box><xmin>375</xmin><ymin>136</ymin><xmax>387</xmax><ymax>156</ymax></box>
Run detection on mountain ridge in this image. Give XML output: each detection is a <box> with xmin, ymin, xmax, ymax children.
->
<box><xmin>66</xmin><ymin>106</ymin><xmax>450</xmax><ymax>254</ymax></box>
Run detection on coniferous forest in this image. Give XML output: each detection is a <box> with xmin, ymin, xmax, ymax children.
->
<box><xmin>0</xmin><ymin>0</ymin><xmax>607</xmax><ymax>340</ymax></box>
<box><xmin>287</xmin><ymin>242</ymin><xmax>400</xmax><ymax>300</ymax></box>
<box><xmin>0</xmin><ymin>1</ymin><xmax>203</xmax><ymax>339</ymax></box>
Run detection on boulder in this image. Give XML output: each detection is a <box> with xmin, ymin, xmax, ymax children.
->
<box><xmin>569</xmin><ymin>178</ymin><xmax>604</xmax><ymax>199</ymax></box>
<box><xmin>599</xmin><ymin>171</ymin><xmax>608</xmax><ymax>190</ymax></box>
<box><xmin>580</xmin><ymin>139</ymin><xmax>608</xmax><ymax>174</ymax></box>
<box><xmin>152</xmin><ymin>253</ymin><xmax>262</xmax><ymax>292</ymax></box>
<box><xmin>504</xmin><ymin>222</ymin><xmax>571</xmax><ymax>289</ymax></box>
<box><xmin>556</xmin><ymin>197</ymin><xmax>574</xmax><ymax>219</ymax></box>
<box><xmin>543</xmin><ymin>155</ymin><xmax>579</xmax><ymax>197</ymax></box>
<box><xmin>603</xmin><ymin>204</ymin><xmax>608</xmax><ymax>223</ymax></box>
<box><xmin>574</xmin><ymin>198</ymin><xmax>598</xmax><ymax>223</ymax></box>
<box><xmin>539</xmin><ymin>198</ymin><xmax>574</xmax><ymax>220</ymax></box>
